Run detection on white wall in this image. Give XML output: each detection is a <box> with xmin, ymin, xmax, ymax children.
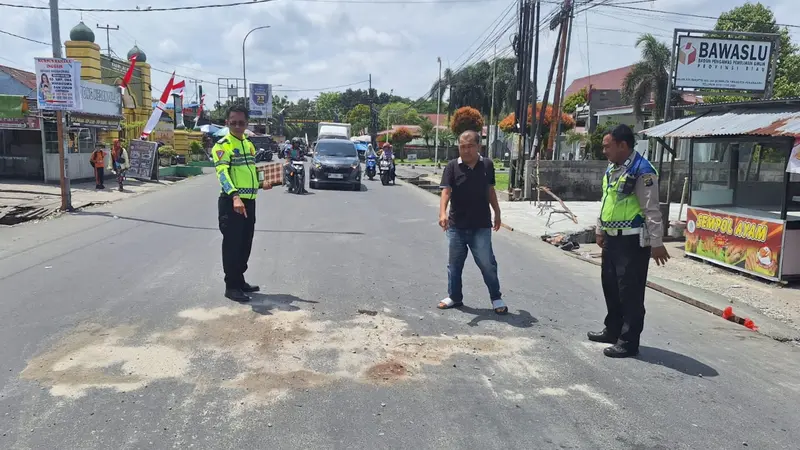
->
<box><xmin>44</xmin><ymin>152</ymin><xmax>98</xmax><ymax>183</ymax></box>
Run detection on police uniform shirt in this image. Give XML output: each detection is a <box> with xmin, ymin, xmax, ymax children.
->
<box><xmin>597</xmin><ymin>151</ymin><xmax>664</xmax><ymax>247</ymax></box>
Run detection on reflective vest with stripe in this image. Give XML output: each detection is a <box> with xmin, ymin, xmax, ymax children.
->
<box><xmin>212</xmin><ymin>134</ymin><xmax>259</xmax><ymax>200</ymax></box>
<box><xmin>599</xmin><ymin>152</ymin><xmax>656</xmax><ymax>231</ymax></box>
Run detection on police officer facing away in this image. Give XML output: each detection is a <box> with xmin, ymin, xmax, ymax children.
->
<box><xmin>213</xmin><ymin>104</ymin><xmax>272</xmax><ymax>302</ymax></box>
<box><xmin>589</xmin><ymin>124</ymin><xmax>670</xmax><ymax>358</ymax></box>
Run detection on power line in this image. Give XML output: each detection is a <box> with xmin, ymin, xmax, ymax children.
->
<box><xmin>0</xmin><ymin>29</ymin><xmax>49</xmax><ymax>45</ymax></box>
<box><xmin>595</xmin><ymin>2</ymin><xmax>800</xmax><ymax>30</ymax></box>
<box><xmin>0</xmin><ymin>0</ymin><xmax>504</xmax><ymax>11</ymax></box>
<box><xmin>273</xmin><ymin>80</ymin><xmax>370</xmax><ymax>92</ymax></box>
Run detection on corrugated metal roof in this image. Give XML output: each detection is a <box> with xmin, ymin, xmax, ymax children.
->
<box><xmin>640</xmin><ymin>108</ymin><xmax>800</xmax><ymax>138</ymax></box>
<box><xmin>639</xmin><ymin>115</ymin><xmax>703</xmax><ymax>138</ymax></box>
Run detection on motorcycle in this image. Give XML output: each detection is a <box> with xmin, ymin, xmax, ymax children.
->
<box><xmin>379</xmin><ymin>158</ymin><xmax>395</xmax><ymax>186</ymax></box>
<box><xmin>255</xmin><ymin>147</ymin><xmax>273</xmax><ymax>162</ymax></box>
<box><xmin>286</xmin><ymin>160</ymin><xmax>306</xmax><ymax>194</ymax></box>
<box><xmin>365</xmin><ymin>155</ymin><xmax>377</xmax><ymax>180</ymax></box>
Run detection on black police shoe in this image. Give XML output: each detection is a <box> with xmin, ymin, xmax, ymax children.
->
<box><xmin>603</xmin><ymin>344</ymin><xmax>639</xmax><ymax>358</ymax></box>
<box><xmin>587</xmin><ymin>329</ymin><xmax>618</xmax><ymax>344</ymax></box>
<box><xmin>225</xmin><ymin>289</ymin><xmax>251</xmax><ymax>302</ymax></box>
<box><xmin>242</xmin><ymin>282</ymin><xmax>260</xmax><ymax>293</ymax></box>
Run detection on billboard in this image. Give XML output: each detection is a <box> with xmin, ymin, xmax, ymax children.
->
<box><xmin>684</xmin><ymin>207</ymin><xmax>784</xmax><ymax>281</ymax></box>
<box><xmin>249</xmin><ymin>83</ymin><xmax>272</xmax><ymax>118</ymax></box>
<box><xmin>675</xmin><ymin>36</ymin><xmax>772</xmax><ymax>91</ymax></box>
<box><xmin>34</xmin><ymin>58</ymin><xmax>83</xmax><ymax>111</ymax></box>
<box><xmin>101</xmin><ymin>55</ymin><xmax>143</xmax><ymax>109</ymax></box>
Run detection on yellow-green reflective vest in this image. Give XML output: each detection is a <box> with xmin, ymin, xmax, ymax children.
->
<box><xmin>600</xmin><ymin>152</ymin><xmax>656</xmax><ymax>231</ymax></box>
<box><xmin>213</xmin><ymin>134</ymin><xmax>259</xmax><ymax>199</ymax></box>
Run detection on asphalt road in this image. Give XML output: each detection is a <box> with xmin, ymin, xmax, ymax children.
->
<box><xmin>1</xmin><ymin>171</ymin><xmax>799</xmax><ymax>450</ymax></box>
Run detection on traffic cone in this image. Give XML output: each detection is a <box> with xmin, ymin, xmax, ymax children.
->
<box><xmin>722</xmin><ymin>306</ymin><xmax>734</xmax><ymax>320</ymax></box>
<box><xmin>743</xmin><ymin>318</ymin><xmax>758</xmax><ymax>331</ymax></box>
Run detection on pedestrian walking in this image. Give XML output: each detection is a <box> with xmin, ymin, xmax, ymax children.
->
<box><xmin>437</xmin><ymin>130</ymin><xmax>507</xmax><ymax>315</ymax></box>
<box><xmin>590</xmin><ymin>124</ymin><xmax>670</xmax><ymax>358</ymax></box>
<box><xmin>108</xmin><ymin>139</ymin><xmax>130</xmax><ymax>192</ymax></box>
<box><xmin>213</xmin><ymin>104</ymin><xmax>272</xmax><ymax>302</ymax></box>
<box><xmin>90</xmin><ymin>143</ymin><xmax>107</xmax><ymax>189</ymax></box>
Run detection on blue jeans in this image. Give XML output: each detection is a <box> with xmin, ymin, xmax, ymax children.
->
<box><xmin>447</xmin><ymin>228</ymin><xmax>502</xmax><ymax>303</ymax></box>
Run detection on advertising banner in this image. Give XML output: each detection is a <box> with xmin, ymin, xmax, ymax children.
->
<box><xmin>685</xmin><ymin>207</ymin><xmax>784</xmax><ymax>280</ymax></box>
<box><xmin>249</xmin><ymin>83</ymin><xmax>272</xmax><ymax>118</ymax></box>
<box><xmin>34</xmin><ymin>57</ymin><xmax>83</xmax><ymax>111</ymax></box>
<box><xmin>675</xmin><ymin>36</ymin><xmax>772</xmax><ymax>91</ymax></box>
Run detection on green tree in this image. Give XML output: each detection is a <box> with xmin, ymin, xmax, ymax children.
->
<box><xmin>562</xmin><ymin>87</ymin><xmax>588</xmax><ymax>114</ymax></box>
<box><xmin>379</xmin><ymin>102</ymin><xmax>421</xmax><ymax>130</ymax></box>
<box><xmin>710</xmin><ymin>2</ymin><xmax>800</xmax><ymax>100</ymax></box>
<box><xmin>419</xmin><ymin>118</ymin><xmax>434</xmax><ymax>148</ymax></box>
<box><xmin>622</xmin><ymin>34</ymin><xmax>671</xmax><ymax>122</ymax></box>
<box><xmin>438</xmin><ymin>128</ymin><xmax>456</xmax><ymax>149</ymax></box>
<box><xmin>315</xmin><ymin>92</ymin><xmax>344</xmax><ymax>121</ymax></box>
<box><xmin>346</xmin><ymin>104</ymin><xmax>372</xmax><ymax>135</ymax></box>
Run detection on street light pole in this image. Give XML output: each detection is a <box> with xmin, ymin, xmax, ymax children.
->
<box><xmin>434</xmin><ymin>57</ymin><xmax>441</xmax><ymax>172</ymax></box>
<box><xmin>242</xmin><ymin>25</ymin><xmax>270</xmax><ymax>101</ymax></box>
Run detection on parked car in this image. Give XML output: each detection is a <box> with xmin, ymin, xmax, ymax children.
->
<box><xmin>309</xmin><ymin>139</ymin><xmax>362</xmax><ymax>191</ymax></box>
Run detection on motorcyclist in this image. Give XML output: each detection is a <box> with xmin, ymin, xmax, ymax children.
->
<box><xmin>284</xmin><ymin>137</ymin><xmax>305</xmax><ymax>186</ymax></box>
<box><xmin>379</xmin><ymin>142</ymin><xmax>395</xmax><ymax>178</ymax></box>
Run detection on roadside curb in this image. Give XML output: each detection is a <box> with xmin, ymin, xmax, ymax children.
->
<box><xmin>559</xmin><ymin>248</ymin><xmax>800</xmax><ymax>343</ymax></box>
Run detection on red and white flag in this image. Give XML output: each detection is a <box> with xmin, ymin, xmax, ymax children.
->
<box><xmin>172</xmin><ymin>80</ymin><xmax>186</xmax><ymax>99</ymax></box>
<box><xmin>120</xmin><ymin>54</ymin><xmax>137</xmax><ymax>93</ymax></box>
<box><xmin>141</xmin><ymin>72</ymin><xmax>175</xmax><ymax>140</ymax></box>
<box><xmin>194</xmin><ymin>93</ymin><xmax>206</xmax><ymax>127</ymax></box>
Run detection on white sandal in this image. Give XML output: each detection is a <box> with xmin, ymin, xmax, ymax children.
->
<box><xmin>438</xmin><ymin>297</ymin><xmax>464</xmax><ymax>309</ymax></box>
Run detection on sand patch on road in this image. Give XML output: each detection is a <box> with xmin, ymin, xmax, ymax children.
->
<box><xmin>21</xmin><ymin>307</ymin><xmax>538</xmax><ymax>410</ymax></box>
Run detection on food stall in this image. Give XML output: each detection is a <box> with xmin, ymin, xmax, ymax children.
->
<box><xmin>641</xmin><ymin>100</ymin><xmax>800</xmax><ymax>282</ymax></box>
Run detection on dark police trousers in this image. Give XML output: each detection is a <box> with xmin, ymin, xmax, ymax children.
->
<box><xmin>601</xmin><ymin>233</ymin><xmax>651</xmax><ymax>350</ymax></box>
<box><xmin>218</xmin><ymin>196</ymin><xmax>256</xmax><ymax>290</ymax></box>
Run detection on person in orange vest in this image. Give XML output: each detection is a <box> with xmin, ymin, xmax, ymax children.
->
<box><xmin>90</xmin><ymin>143</ymin><xmax>107</xmax><ymax>189</ymax></box>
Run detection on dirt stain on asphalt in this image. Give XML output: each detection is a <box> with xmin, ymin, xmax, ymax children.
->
<box><xmin>20</xmin><ymin>307</ymin><xmax>538</xmax><ymax>410</ymax></box>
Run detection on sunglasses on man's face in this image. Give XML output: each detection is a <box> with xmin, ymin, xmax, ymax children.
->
<box><xmin>228</xmin><ymin>120</ymin><xmax>247</xmax><ymax>127</ymax></box>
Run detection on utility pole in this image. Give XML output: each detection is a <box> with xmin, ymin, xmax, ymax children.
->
<box><xmin>529</xmin><ymin>0</ymin><xmax>540</xmax><ymax>155</ymax></box>
<box><xmin>515</xmin><ymin>0</ymin><xmax>536</xmax><ymax>190</ymax></box>
<box><xmin>50</xmin><ymin>0</ymin><xmax>71</xmax><ymax>211</ymax></box>
<box><xmin>435</xmin><ymin>57</ymin><xmax>442</xmax><ymax>171</ymax></box>
<box><xmin>489</xmin><ymin>46</ymin><xmax>496</xmax><ymax>158</ymax></box>
<box><xmin>546</xmin><ymin>0</ymin><xmax>572</xmax><ymax>160</ymax></box>
<box><xmin>96</xmin><ymin>24</ymin><xmax>118</xmax><ymax>57</ymax></box>
<box><xmin>533</xmin><ymin>19</ymin><xmax>564</xmax><ymax>159</ymax></box>
<box><xmin>553</xmin><ymin>2</ymin><xmax>574</xmax><ymax>160</ymax></box>
<box><xmin>369</xmin><ymin>73</ymin><xmax>377</xmax><ymax>152</ymax></box>
<box><xmin>509</xmin><ymin>0</ymin><xmax>529</xmax><ymax>191</ymax></box>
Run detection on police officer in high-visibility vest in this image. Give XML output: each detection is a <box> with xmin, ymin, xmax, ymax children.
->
<box><xmin>213</xmin><ymin>104</ymin><xmax>272</xmax><ymax>302</ymax></box>
<box><xmin>589</xmin><ymin>124</ymin><xmax>670</xmax><ymax>358</ymax></box>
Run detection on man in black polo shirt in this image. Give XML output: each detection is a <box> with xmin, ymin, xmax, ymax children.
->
<box><xmin>437</xmin><ymin>130</ymin><xmax>508</xmax><ymax>315</ymax></box>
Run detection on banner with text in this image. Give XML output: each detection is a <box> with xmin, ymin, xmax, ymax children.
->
<box><xmin>685</xmin><ymin>207</ymin><xmax>784</xmax><ymax>280</ymax></box>
<box><xmin>249</xmin><ymin>83</ymin><xmax>272</xmax><ymax>118</ymax></box>
<box><xmin>675</xmin><ymin>36</ymin><xmax>772</xmax><ymax>91</ymax></box>
<box><xmin>34</xmin><ymin>58</ymin><xmax>83</xmax><ymax>111</ymax></box>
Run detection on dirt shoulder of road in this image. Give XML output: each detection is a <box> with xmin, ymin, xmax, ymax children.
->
<box><xmin>0</xmin><ymin>176</ymin><xmax>184</xmax><ymax>226</ymax></box>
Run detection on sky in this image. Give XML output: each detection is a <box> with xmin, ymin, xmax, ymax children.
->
<box><xmin>0</xmin><ymin>0</ymin><xmax>798</xmax><ymax>108</ymax></box>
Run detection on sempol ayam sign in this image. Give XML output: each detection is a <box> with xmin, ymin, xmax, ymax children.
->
<box><xmin>675</xmin><ymin>36</ymin><xmax>773</xmax><ymax>91</ymax></box>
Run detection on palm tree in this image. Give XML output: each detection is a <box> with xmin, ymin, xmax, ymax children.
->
<box><xmin>622</xmin><ymin>34</ymin><xmax>671</xmax><ymax>123</ymax></box>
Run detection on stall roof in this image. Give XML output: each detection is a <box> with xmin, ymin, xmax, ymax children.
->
<box><xmin>640</xmin><ymin>107</ymin><xmax>800</xmax><ymax>139</ymax></box>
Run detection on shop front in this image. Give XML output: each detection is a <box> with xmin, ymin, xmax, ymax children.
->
<box><xmin>43</xmin><ymin>81</ymin><xmax>122</xmax><ymax>182</ymax></box>
<box><xmin>642</xmin><ymin>101</ymin><xmax>800</xmax><ymax>282</ymax></box>
<box><xmin>0</xmin><ymin>95</ymin><xmax>44</xmax><ymax>180</ymax></box>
